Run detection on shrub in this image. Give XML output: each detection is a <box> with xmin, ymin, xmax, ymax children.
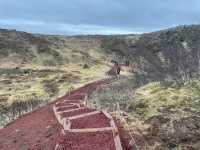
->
<box><xmin>83</xmin><ymin>64</ymin><xmax>89</xmax><ymax>69</ymax></box>
<box><xmin>0</xmin><ymin>99</ymin><xmax>44</xmax><ymax>127</ymax></box>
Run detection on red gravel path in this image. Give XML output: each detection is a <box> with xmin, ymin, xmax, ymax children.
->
<box><xmin>0</xmin><ymin>79</ymin><xmax>133</xmax><ymax>150</ymax></box>
<box><xmin>70</xmin><ymin>113</ymin><xmax>110</xmax><ymax>129</ymax></box>
<box><xmin>56</xmin><ymin>131</ymin><xmax>115</xmax><ymax>150</ymax></box>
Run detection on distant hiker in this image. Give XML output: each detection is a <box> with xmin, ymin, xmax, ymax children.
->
<box><xmin>114</xmin><ymin>63</ymin><xmax>121</xmax><ymax>75</ymax></box>
<box><xmin>116</xmin><ymin>66</ymin><xmax>121</xmax><ymax>75</ymax></box>
<box><xmin>111</xmin><ymin>60</ymin><xmax>118</xmax><ymax>65</ymax></box>
<box><xmin>125</xmin><ymin>60</ymin><xmax>130</xmax><ymax>66</ymax></box>
<box><xmin>106</xmin><ymin>60</ymin><xmax>121</xmax><ymax>76</ymax></box>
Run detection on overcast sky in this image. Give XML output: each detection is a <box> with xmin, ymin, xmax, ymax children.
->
<box><xmin>0</xmin><ymin>0</ymin><xmax>200</xmax><ymax>35</ymax></box>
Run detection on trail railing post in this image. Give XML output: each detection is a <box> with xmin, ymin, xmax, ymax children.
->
<box><xmin>84</xmin><ymin>94</ymin><xmax>88</xmax><ymax>106</ymax></box>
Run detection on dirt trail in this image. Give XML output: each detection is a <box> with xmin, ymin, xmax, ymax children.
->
<box><xmin>0</xmin><ymin>79</ymin><xmax>133</xmax><ymax>150</ymax></box>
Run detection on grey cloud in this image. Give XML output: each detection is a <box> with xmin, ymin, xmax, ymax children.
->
<box><xmin>0</xmin><ymin>0</ymin><xmax>200</xmax><ymax>35</ymax></box>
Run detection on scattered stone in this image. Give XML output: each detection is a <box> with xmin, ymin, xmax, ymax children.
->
<box><xmin>13</xmin><ymin>139</ymin><xmax>17</xmax><ymax>143</ymax></box>
<box><xmin>46</xmin><ymin>125</ymin><xmax>51</xmax><ymax>129</ymax></box>
<box><xmin>15</xmin><ymin>129</ymin><xmax>21</xmax><ymax>133</ymax></box>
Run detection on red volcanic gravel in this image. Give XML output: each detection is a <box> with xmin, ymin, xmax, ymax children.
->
<box><xmin>60</xmin><ymin>108</ymin><xmax>95</xmax><ymax>118</ymax></box>
<box><xmin>55</xmin><ymin>101</ymin><xmax>79</xmax><ymax>107</ymax></box>
<box><xmin>71</xmin><ymin>113</ymin><xmax>111</xmax><ymax>129</ymax></box>
<box><xmin>65</xmin><ymin>94</ymin><xmax>85</xmax><ymax>100</ymax></box>
<box><xmin>56</xmin><ymin>131</ymin><xmax>116</xmax><ymax>150</ymax></box>
<box><xmin>56</xmin><ymin>105</ymin><xmax>78</xmax><ymax>112</ymax></box>
<box><xmin>0</xmin><ymin>102</ymin><xmax>62</xmax><ymax>150</ymax></box>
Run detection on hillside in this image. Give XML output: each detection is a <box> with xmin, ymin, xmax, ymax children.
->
<box><xmin>1</xmin><ymin>25</ymin><xmax>200</xmax><ymax>82</ymax></box>
<box><xmin>0</xmin><ymin>29</ymin><xmax>115</xmax><ymax>127</ymax></box>
<box><xmin>87</xmin><ymin>25</ymin><xmax>200</xmax><ymax>149</ymax></box>
<box><xmin>1</xmin><ymin>25</ymin><xmax>200</xmax><ymax>149</ymax></box>
<box><xmin>0</xmin><ymin>28</ymin><xmax>105</xmax><ymax>67</ymax></box>
<box><xmin>132</xmin><ymin>25</ymin><xmax>200</xmax><ymax>82</ymax></box>
<box><xmin>98</xmin><ymin>25</ymin><xmax>200</xmax><ymax>82</ymax></box>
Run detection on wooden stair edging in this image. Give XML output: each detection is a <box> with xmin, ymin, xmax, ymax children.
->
<box><xmin>55</xmin><ymin>100</ymin><xmax>81</xmax><ymax>106</ymax></box>
<box><xmin>58</xmin><ymin>107</ymin><xmax>86</xmax><ymax>114</ymax></box>
<box><xmin>64</xmin><ymin>127</ymin><xmax>117</xmax><ymax>133</ymax></box>
<box><xmin>53</xmin><ymin>105</ymin><xmax>64</xmax><ymax>126</ymax></box>
<box><xmin>53</xmin><ymin>83</ymin><xmax>123</xmax><ymax>150</ymax></box>
<box><xmin>55</xmin><ymin>104</ymin><xmax>80</xmax><ymax>111</ymax></box>
<box><xmin>68</xmin><ymin>110</ymin><xmax>101</xmax><ymax>120</ymax></box>
<box><xmin>63</xmin><ymin>118</ymin><xmax>71</xmax><ymax>130</ymax></box>
<box><xmin>102</xmin><ymin>111</ymin><xmax>123</xmax><ymax>150</ymax></box>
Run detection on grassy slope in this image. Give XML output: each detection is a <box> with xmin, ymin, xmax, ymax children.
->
<box><xmin>100</xmin><ymin>25</ymin><xmax>200</xmax><ymax>82</ymax></box>
<box><xmin>0</xmin><ymin>29</ymin><xmax>111</xmax><ymax>127</ymax></box>
<box><xmin>132</xmin><ymin>25</ymin><xmax>200</xmax><ymax>82</ymax></box>
<box><xmin>87</xmin><ymin>25</ymin><xmax>200</xmax><ymax>149</ymax></box>
<box><xmin>1</xmin><ymin>25</ymin><xmax>200</xmax><ymax>149</ymax></box>
<box><xmin>135</xmin><ymin>81</ymin><xmax>200</xmax><ymax>117</ymax></box>
<box><xmin>88</xmin><ymin>77</ymin><xmax>200</xmax><ymax>149</ymax></box>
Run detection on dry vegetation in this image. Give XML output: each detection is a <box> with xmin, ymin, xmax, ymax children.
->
<box><xmin>87</xmin><ymin>26</ymin><xmax>200</xmax><ymax>149</ymax></box>
<box><xmin>0</xmin><ymin>65</ymin><xmax>107</xmax><ymax>125</ymax></box>
<box><xmin>88</xmin><ymin>76</ymin><xmax>200</xmax><ymax>149</ymax></box>
<box><xmin>1</xmin><ymin>25</ymin><xmax>200</xmax><ymax>149</ymax></box>
<box><xmin>0</xmin><ymin>29</ymin><xmax>112</xmax><ymax>127</ymax></box>
<box><xmin>0</xmin><ymin>64</ymin><xmax>109</xmax><ymax>127</ymax></box>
